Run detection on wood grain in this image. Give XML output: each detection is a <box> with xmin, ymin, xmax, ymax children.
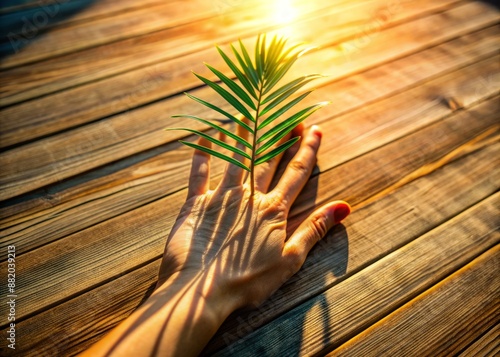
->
<box><xmin>1</xmin><ymin>29</ymin><xmax>498</xmax><ymax>201</ymax></box>
<box><xmin>329</xmin><ymin>245</ymin><xmax>500</xmax><ymax>357</ymax></box>
<box><xmin>0</xmin><ymin>0</ymin><xmax>483</xmax><ymax>145</ymax></box>
<box><xmin>1</xmin><ymin>54</ymin><xmax>498</xmax><ymax>255</ymax></box>
<box><xmin>0</xmin><ymin>0</ymin><xmax>103</xmax><ymax>14</ymax></box>
<box><xmin>1</xmin><ymin>0</ymin><xmax>165</xmax><ymax>28</ymax></box>
<box><xmin>459</xmin><ymin>324</ymin><xmax>500</xmax><ymax>357</ymax></box>
<box><xmin>0</xmin><ymin>94</ymin><xmax>497</xmax><ymax>325</ymax></box>
<box><xmin>1</xmin><ymin>25</ymin><xmax>497</xmax><ymax>248</ymax></box>
<box><xmin>0</xmin><ymin>0</ymin><xmax>331</xmax><ymax>69</ymax></box>
<box><xmin>213</xmin><ymin>195</ymin><xmax>500</xmax><ymax>356</ymax></box>
<box><xmin>0</xmin><ymin>1</ymin><xmax>498</xmax><ymax>355</ymax></box>
<box><xmin>5</xmin><ymin>132</ymin><xmax>498</xmax><ymax>356</ymax></box>
<box><xmin>0</xmin><ymin>0</ymin><xmax>460</xmax><ymax>106</ymax></box>
<box><xmin>204</xmin><ymin>136</ymin><xmax>500</xmax><ymax>354</ymax></box>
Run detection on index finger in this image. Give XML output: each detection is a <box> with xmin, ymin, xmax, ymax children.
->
<box><xmin>270</xmin><ymin>125</ymin><xmax>322</xmax><ymax>209</ymax></box>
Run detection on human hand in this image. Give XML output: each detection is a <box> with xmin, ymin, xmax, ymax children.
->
<box><xmin>81</xmin><ymin>122</ymin><xmax>350</xmax><ymax>357</ymax></box>
<box><xmin>155</xmin><ymin>122</ymin><xmax>351</xmax><ymax>311</ymax></box>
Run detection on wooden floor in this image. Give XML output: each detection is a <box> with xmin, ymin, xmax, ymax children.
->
<box><xmin>0</xmin><ymin>0</ymin><xmax>499</xmax><ymax>356</ymax></box>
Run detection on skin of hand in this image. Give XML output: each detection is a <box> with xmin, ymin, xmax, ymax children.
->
<box><xmin>81</xmin><ymin>122</ymin><xmax>350</xmax><ymax>357</ymax></box>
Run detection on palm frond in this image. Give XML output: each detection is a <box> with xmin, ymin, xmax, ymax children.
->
<box><xmin>168</xmin><ymin>34</ymin><xmax>329</xmax><ymax>195</ymax></box>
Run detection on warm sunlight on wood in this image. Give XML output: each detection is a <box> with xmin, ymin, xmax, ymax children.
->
<box><xmin>268</xmin><ymin>0</ymin><xmax>300</xmax><ymax>38</ymax></box>
<box><xmin>272</xmin><ymin>0</ymin><xmax>299</xmax><ymax>25</ymax></box>
<box><xmin>1</xmin><ymin>0</ymin><xmax>499</xmax><ymax>355</ymax></box>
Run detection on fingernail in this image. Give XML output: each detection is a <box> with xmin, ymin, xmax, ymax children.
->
<box><xmin>333</xmin><ymin>203</ymin><xmax>351</xmax><ymax>223</ymax></box>
<box><xmin>310</xmin><ymin>125</ymin><xmax>322</xmax><ymax>138</ymax></box>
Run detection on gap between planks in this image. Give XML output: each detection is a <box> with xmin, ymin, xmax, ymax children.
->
<box><xmin>0</xmin><ymin>6</ymin><xmax>498</xmax><ymax>200</ymax></box>
<box><xmin>1</xmin><ymin>51</ymin><xmax>498</xmax><ymax>255</ymax></box>
<box><xmin>328</xmin><ymin>244</ymin><xmax>499</xmax><ymax>357</ymax></box>
<box><xmin>458</xmin><ymin>323</ymin><xmax>500</xmax><ymax>357</ymax></box>
<box><xmin>5</xmin><ymin>130</ymin><xmax>498</xmax><ymax>356</ymax></box>
<box><xmin>0</xmin><ymin>0</ymin><xmax>478</xmax><ymax>140</ymax></box>
<box><xmin>0</xmin><ymin>94</ymin><xmax>497</xmax><ymax>327</ymax></box>
<box><xmin>0</xmin><ymin>24</ymin><xmax>496</xmax><ymax>253</ymax></box>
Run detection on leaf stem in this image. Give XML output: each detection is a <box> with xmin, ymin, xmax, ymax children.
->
<box><xmin>250</xmin><ymin>81</ymin><xmax>264</xmax><ymax>197</ymax></box>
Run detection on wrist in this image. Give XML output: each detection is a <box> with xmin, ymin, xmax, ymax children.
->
<box><xmin>153</xmin><ymin>269</ymin><xmax>240</xmax><ymax>330</ymax></box>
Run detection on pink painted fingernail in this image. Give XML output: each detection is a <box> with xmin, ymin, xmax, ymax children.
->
<box><xmin>333</xmin><ymin>202</ymin><xmax>351</xmax><ymax>223</ymax></box>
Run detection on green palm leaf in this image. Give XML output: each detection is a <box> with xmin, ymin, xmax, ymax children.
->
<box><xmin>168</xmin><ymin>34</ymin><xmax>329</xmax><ymax>195</ymax></box>
<box><xmin>171</xmin><ymin>115</ymin><xmax>252</xmax><ymax>149</ymax></box>
<box><xmin>255</xmin><ymin>137</ymin><xmax>300</xmax><ymax>165</ymax></box>
<box><xmin>205</xmin><ymin>63</ymin><xmax>256</xmax><ymax>110</ymax></box>
<box><xmin>166</xmin><ymin>128</ymin><xmax>251</xmax><ymax>160</ymax></box>
<box><xmin>192</xmin><ymin>72</ymin><xmax>255</xmax><ymax>121</ymax></box>
<box><xmin>258</xmin><ymin>91</ymin><xmax>312</xmax><ymax>130</ymax></box>
<box><xmin>179</xmin><ymin>141</ymin><xmax>251</xmax><ymax>172</ymax></box>
<box><xmin>216</xmin><ymin>46</ymin><xmax>257</xmax><ymax>99</ymax></box>
<box><xmin>258</xmin><ymin>102</ymin><xmax>330</xmax><ymax>143</ymax></box>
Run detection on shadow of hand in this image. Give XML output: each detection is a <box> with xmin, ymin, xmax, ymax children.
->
<box><xmin>82</xmin><ymin>123</ymin><xmax>350</xmax><ymax>357</ymax></box>
<box><xmin>157</xmin><ymin>123</ymin><xmax>351</xmax><ymax>310</ymax></box>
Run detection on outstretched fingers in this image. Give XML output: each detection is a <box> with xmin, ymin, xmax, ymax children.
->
<box><xmin>271</xmin><ymin>125</ymin><xmax>322</xmax><ymax>209</ymax></box>
<box><xmin>218</xmin><ymin>117</ymin><xmax>252</xmax><ymax>190</ymax></box>
<box><xmin>254</xmin><ymin>123</ymin><xmax>305</xmax><ymax>193</ymax></box>
<box><xmin>283</xmin><ymin>201</ymin><xmax>351</xmax><ymax>270</ymax></box>
<box><xmin>187</xmin><ymin>136</ymin><xmax>212</xmax><ymax>199</ymax></box>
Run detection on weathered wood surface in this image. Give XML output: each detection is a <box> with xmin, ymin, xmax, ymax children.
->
<box><xmin>459</xmin><ymin>324</ymin><xmax>500</xmax><ymax>357</ymax></box>
<box><xmin>0</xmin><ymin>0</ymin><xmax>166</xmax><ymax>31</ymax></box>
<box><xmin>0</xmin><ymin>0</ymin><xmax>498</xmax><ymax>355</ymax></box>
<box><xmin>328</xmin><ymin>245</ymin><xmax>499</xmax><ymax>357</ymax></box>
<box><xmin>0</xmin><ymin>0</ymin><xmax>284</xmax><ymax>69</ymax></box>
<box><xmin>214</xmin><ymin>195</ymin><xmax>500</xmax><ymax>356</ymax></box>
<box><xmin>1</xmin><ymin>52</ymin><xmax>498</xmax><ymax>255</ymax></box>
<box><xmin>9</xmin><ymin>115</ymin><xmax>500</xmax><ymax>357</ymax></box>
<box><xmin>2</xmin><ymin>92</ymin><xmax>497</xmax><ymax>322</ymax></box>
<box><xmin>0</xmin><ymin>0</ymin><xmax>459</xmax><ymax>106</ymax></box>
<box><xmin>1</xmin><ymin>7</ymin><xmax>498</xmax><ymax>199</ymax></box>
<box><xmin>0</xmin><ymin>0</ymin><xmax>465</xmax><ymax>143</ymax></box>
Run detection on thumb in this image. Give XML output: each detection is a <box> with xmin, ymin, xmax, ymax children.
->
<box><xmin>283</xmin><ymin>201</ymin><xmax>351</xmax><ymax>270</ymax></box>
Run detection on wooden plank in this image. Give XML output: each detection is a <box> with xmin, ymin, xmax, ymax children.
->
<box><xmin>0</xmin><ymin>95</ymin><xmax>497</xmax><ymax>325</ymax></box>
<box><xmin>1</xmin><ymin>56</ymin><xmax>498</xmax><ymax>255</ymax></box>
<box><xmin>0</xmin><ymin>34</ymin><xmax>498</xmax><ymax>201</ymax></box>
<box><xmin>205</xmin><ymin>139</ymin><xmax>500</xmax><ymax>354</ymax></box>
<box><xmin>0</xmin><ymin>48</ymin><xmax>498</xmax><ymax>254</ymax></box>
<box><xmin>0</xmin><ymin>1</ymin><xmax>484</xmax><ymax>147</ymax></box>
<box><xmin>0</xmin><ymin>0</ymin><xmax>89</xmax><ymax>14</ymax></box>
<box><xmin>1</xmin><ymin>0</ymin><xmax>164</xmax><ymax>29</ymax></box>
<box><xmin>328</xmin><ymin>246</ymin><xmax>500</xmax><ymax>357</ymax></box>
<box><xmin>0</xmin><ymin>0</ymin><xmax>284</xmax><ymax>66</ymax></box>
<box><xmin>5</xmin><ymin>133</ymin><xmax>498</xmax><ymax>356</ymax></box>
<box><xmin>0</xmin><ymin>0</ymin><xmax>47</xmax><ymax>13</ymax></box>
<box><xmin>0</xmin><ymin>0</ymin><xmax>331</xmax><ymax>69</ymax></box>
<box><xmin>0</xmin><ymin>1</ymin><xmax>183</xmax><ymax>13</ymax></box>
<box><xmin>0</xmin><ymin>0</ymin><xmax>464</xmax><ymax>106</ymax></box>
<box><xmin>459</xmin><ymin>324</ymin><xmax>500</xmax><ymax>357</ymax></box>
<box><xmin>213</xmin><ymin>195</ymin><xmax>500</xmax><ymax>356</ymax></box>
<box><xmin>1</xmin><ymin>25</ymin><xmax>497</xmax><ymax>240</ymax></box>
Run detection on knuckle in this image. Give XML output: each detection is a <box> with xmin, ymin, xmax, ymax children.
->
<box><xmin>266</xmin><ymin>192</ymin><xmax>289</xmax><ymax>213</ymax></box>
<box><xmin>285</xmin><ymin>243</ymin><xmax>305</xmax><ymax>272</ymax></box>
<box><xmin>309</xmin><ymin>214</ymin><xmax>329</xmax><ymax>238</ymax></box>
<box><xmin>306</xmin><ymin>134</ymin><xmax>320</xmax><ymax>148</ymax></box>
<box><xmin>289</xmin><ymin>159</ymin><xmax>310</xmax><ymax>174</ymax></box>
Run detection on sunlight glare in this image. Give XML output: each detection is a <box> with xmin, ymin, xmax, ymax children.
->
<box><xmin>272</xmin><ymin>0</ymin><xmax>298</xmax><ymax>25</ymax></box>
